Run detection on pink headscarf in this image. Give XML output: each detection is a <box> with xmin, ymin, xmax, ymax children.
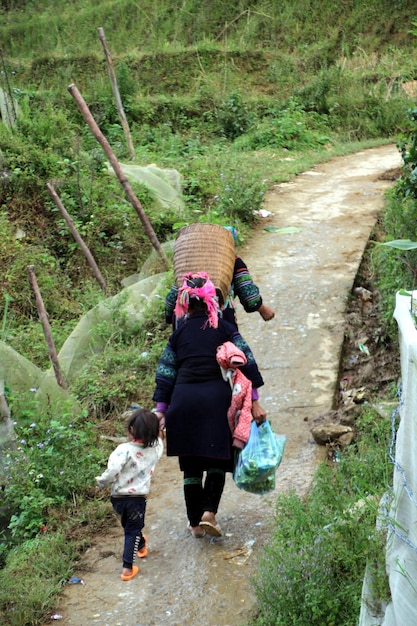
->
<box><xmin>174</xmin><ymin>271</ymin><xmax>219</xmax><ymax>328</ymax></box>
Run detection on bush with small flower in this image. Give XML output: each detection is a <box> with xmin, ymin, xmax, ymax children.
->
<box><xmin>2</xmin><ymin>395</ymin><xmax>104</xmax><ymax>543</ymax></box>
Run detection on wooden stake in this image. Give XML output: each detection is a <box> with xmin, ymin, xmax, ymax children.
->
<box><xmin>46</xmin><ymin>182</ymin><xmax>108</xmax><ymax>294</ymax></box>
<box><xmin>67</xmin><ymin>83</ymin><xmax>170</xmax><ymax>270</ymax></box>
<box><xmin>26</xmin><ymin>265</ymin><xmax>67</xmax><ymax>390</ymax></box>
<box><xmin>0</xmin><ymin>48</ymin><xmax>17</xmax><ymax>126</ymax></box>
<box><xmin>97</xmin><ymin>27</ymin><xmax>136</xmax><ymax>161</ymax></box>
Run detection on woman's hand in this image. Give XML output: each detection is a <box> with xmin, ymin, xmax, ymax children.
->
<box><xmin>258</xmin><ymin>303</ymin><xmax>275</xmax><ymax>321</ymax></box>
<box><xmin>251</xmin><ymin>399</ymin><xmax>267</xmax><ymax>424</ymax></box>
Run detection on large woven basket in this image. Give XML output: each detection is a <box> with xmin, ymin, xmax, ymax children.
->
<box><xmin>173</xmin><ymin>223</ymin><xmax>235</xmax><ymax>302</ymax></box>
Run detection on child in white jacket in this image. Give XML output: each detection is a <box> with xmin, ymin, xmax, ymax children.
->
<box><xmin>96</xmin><ymin>408</ymin><xmax>163</xmax><ymax>581</ymax></box>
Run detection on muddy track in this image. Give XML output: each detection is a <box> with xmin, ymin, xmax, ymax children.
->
<box><xmin>54</xmin><ymin>145</ymin><xmax>401</xmax><ymax>626</ymax></box>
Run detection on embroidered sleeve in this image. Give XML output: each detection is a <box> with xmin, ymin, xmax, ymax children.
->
<box><xmin>230</xmin><ymin>331</ymin><xmax>264</xmax><ymax>389</ymax></box>
<box><xmin>231</xmin><ymin>332</ymin><xmax>256</xmax><ymax>365</ymax></box>
<box><xmin>153</xmin><ymin>341</ymin><xmax>178</xmax><ymax>403</ymax></box>
<box><xmin>165</xmin><ymin>285</ymin><xmax>178</xmax><ymax>324</ymax></box>
<box><xmin>232</xmin><ymin>256</ymin><xmax>263</xmax><ymax>313</ymax></box>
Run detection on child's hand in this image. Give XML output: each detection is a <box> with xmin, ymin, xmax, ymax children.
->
<box><xmin>156</xmin><ymin>412</ymin><xmax>166</xmax><ymax>439</ymax></box>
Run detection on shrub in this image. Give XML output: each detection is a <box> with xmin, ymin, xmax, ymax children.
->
<box><xmin>251</xmin><ymin>409</ymin><xmax>391</xmax><ymax>626</ymax></box>
<box><xmin>216</xmin><ymin>92</ymin><xmax>255</xmax><ymax>140</ymax></box>
<box><xmin>2</xmin><ymin>395</ymin><xmax>103</xmax><ymax>544</ymax></box>
<box><xmin>233</xmin><ymin>100</ymin><xmax>331</xmax><ymax>151</ymax></box>
<box><xmin>375</xmin><ymin>108</ymin><xmax>417</xmax><ymax>325</ymax></box>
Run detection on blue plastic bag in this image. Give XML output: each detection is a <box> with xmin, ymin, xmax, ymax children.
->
<box><xmin>233</xmin><ymin>420</ymin><xmax>286</xmax><ymax>494</ymax></box>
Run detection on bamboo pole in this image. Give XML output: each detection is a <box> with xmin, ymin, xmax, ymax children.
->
<box><xmin>67</xmin><ymin>84</ymin><xmax>170</xmax><ymax>270</ymax></box>
<box><xmin>0</xmin><ymin>48</ymin><xmax>17</xmax><ymax>126</ymax></box>
<box><xmin>46</xmin><ymin>182</ymin><xmax>108</xmax><ymax>294</ymax></box>
<box><xmin>97</xmin><ymin>27</ymin><xmax>135</xmax><ymax>161</ymax></box>
<box><xmin>26</xmin><ymin>265</ymin><xmax>67</xmax><ymax>390</ymax></box>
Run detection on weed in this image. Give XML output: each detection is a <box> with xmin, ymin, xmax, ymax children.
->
<box><xmin>216</xmin><ymin>92</ymin><xmax>254</xmax><ymax>140</ymax></box>
<box><xmin>2</xmin><ymin>395</ymin><xmax>104</xmax><ymax>544</ymax></box>
<box><xmin>251</xmin><ymin>409</ymin><xmax>392</xmax><ymax>625</ymax></box>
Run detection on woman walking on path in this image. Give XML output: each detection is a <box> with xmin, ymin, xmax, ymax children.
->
<box><xmin>153</xmin><ymin>272</ymin><xmax>266</xmax><ymax>538</ymax></box>
<box><xmin>164</xmin><ymin>255</ymin><xmax>275</xmax><ymax>329</ymax></box>
<box><xmin>165</xmin><ymin>225</ymin><xmax>274</xmax><ymax>330</ymax></box>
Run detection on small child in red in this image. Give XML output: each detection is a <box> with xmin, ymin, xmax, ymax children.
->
<box><xmin>216</xmin><ymin>341</ymin><xmax>253</xmax><ymax>449</ymax></box>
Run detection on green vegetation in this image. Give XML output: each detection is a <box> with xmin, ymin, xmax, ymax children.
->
<box><xmin>372</xmin><ymin>106</ymin><xmax>417</xmax><ymax>331</ymax></box>
<box><xmin>0</xmin><ymin>0</ymin><xmax>416</xmax><ymax>623</ymax></box>
<box><xmin>0</xmin><ymin>533</ymin><xmax>78</xmax><ymax>625</ymax></box>
<box><xmin>251</xmin><ymin>409</ymin><xmax>393</xmax><ymax>625</ymax></box>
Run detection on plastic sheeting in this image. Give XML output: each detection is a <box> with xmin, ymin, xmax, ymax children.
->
<box><xmin>359</xmin><ymin>291</ymin><xmax>417</xmax><ymax>625</ymax></box>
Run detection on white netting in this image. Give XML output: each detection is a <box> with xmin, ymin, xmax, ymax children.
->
<box><xmin>0</xmin><ymin>261</ymin><xmax>168</xmax><ymax>473</ymax></box>
<box><xmin>0</xmin><ymin>273</ymin><xmax>168</xmax><ymax>416</ymax></box>
<box><xmin>107</xmin><ymin>162</ymin><xmax>184</xmax><ymax>211</ymax></box>
<box><xmin>0</xmin><ymin>342</ymin><xmax>80</xmax><ymax>458</ymax></box>
<box><xmin>360</xmin><ymin>291</ymin><xmax>417</xmax><ymax>625</ymax></box>
<box><xmin>48</xmin><ymin>273</ymin><xmax>167</xmax><ymax>385</ymax></box>
<box><xmin>121</xmin><ymin>240</ymin><xmax>174</xmax><ymax>287</ymax></box>
<box><xmin>0</xmin><ymin>341</ymin><xmax>44</xmax><ymax>391</ymax></box>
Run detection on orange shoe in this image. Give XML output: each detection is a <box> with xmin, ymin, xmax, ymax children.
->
<box><xmin>121</xmin><ymin>565</ymin><xmax>139</xmax><ymax>581</ymax></box>
<box><xmin>137</xmin><ymin>534</ymin><xmax>148</xmax><ymax>558</ymax></box>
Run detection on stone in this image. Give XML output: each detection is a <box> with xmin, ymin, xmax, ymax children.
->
<box><xmin>310</xmin><ymin>423</ymin><xmax>353</xmax><ymax>445</ymax></box>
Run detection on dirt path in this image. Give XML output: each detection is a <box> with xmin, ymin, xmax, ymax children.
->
<box><xmin>54</xmin><ymin>145</ymin><xmax>401</xmax><ymax>626</ymax></box>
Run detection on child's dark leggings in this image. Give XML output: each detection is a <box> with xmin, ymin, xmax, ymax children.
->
<box><xmin>111</xmin><ymin>495</ymin><xmax>146</xmax><ymax>569</ymax></box>
<box><xmin>180</xmin><ymin>457</ymin><xmax>226</xmax><ymax>527</ymax></box>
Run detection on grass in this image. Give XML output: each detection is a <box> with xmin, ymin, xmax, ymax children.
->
<box><xmin>251</xmin><ymin>408</ymin><xmax>393</xmax><ymax>626</ymax></box>
<box><xmin>1</xmin><ymin>0</ymin><xmax>414</xmax><ymax>60</ymax></box>
<box><xmin>0</xmin><ymin>140</ymin><xmax>399</xmax><ymax>623</ymax></box>
<box><xmin>0</xmin><ymin>496</ymin><xmax>113</xmax><ymax>626</ymax></box>
<box><xmin>0</xmin><ymin>533</ymin><xmax>77</xmax><ymax>626</ymax></box>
